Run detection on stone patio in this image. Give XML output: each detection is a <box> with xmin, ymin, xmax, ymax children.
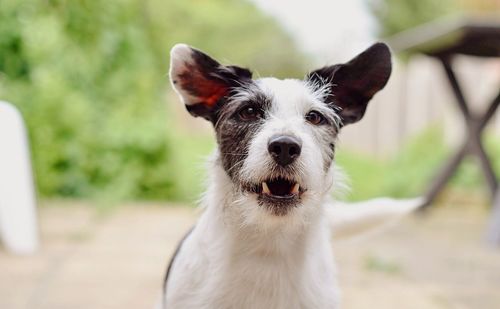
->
<box><xmin>1</xmin><ymin>200</ymin><xmax>499</xmax><ymax>309</ymax></box>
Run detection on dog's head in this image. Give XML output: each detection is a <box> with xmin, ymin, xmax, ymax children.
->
<box><xmin>170</xmin><ymin>44</ymin><xmax>391</xmax><ymax>219</ymax></box>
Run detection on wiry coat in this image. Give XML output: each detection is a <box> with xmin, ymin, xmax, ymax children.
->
<box><xmin>163</xmin><ymin>43</ymin><xmax>397</xmax><ymax>309</ymax></box>
<box><xmin>165</xmin><ymin>163</ymin><xmax>338</xmax><ymax>309</ymax></box>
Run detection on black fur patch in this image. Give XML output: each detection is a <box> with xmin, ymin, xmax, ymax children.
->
<box><xmin>257</xmin><ymin>195</ymin><xmax>300</xmax><ymax>216</ymax></box>
<box><xmin>307</xmin><ymin>42</ymin><xmax>392</xmax><ymax>126</ymax></box>
<box><xmin>172</xmin><ymin>46</ymin><xmax>253</xmax><ymax>120</ymax></box>
<box><xmin>214</xmin><ymin>87</ymin><xmax>272</xmax><ymax>179</ymax></box>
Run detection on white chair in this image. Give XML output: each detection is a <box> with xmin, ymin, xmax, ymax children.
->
<box><xmin>0</xmin><ymin>101</ymin><xmax>38</xmax><ymax>254</ymax></box>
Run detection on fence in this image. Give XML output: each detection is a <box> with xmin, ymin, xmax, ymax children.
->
<box><xmin>340</xmin><ymin>55</ymin><xmax>500</xmax><ymax>157</ymax></box>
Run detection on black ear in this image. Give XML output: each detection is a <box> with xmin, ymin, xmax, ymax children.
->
<box><xmin>306</xmin><ymin>43</ymin><xmax>392</xmax><ymax>126</ymax></box>
<box><xmin>169</xmin><ymin>44</ymin><xmax>252</xmax><ymax>121</ymax></box>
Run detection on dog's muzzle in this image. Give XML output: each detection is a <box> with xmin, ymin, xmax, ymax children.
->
<box><xmin>240</xmin><ymin>134</ymin><xmax>306</xmax><ymax>215</ymax></box>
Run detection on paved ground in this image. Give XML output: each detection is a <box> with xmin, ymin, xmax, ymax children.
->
<box><xmin>1</xmin><ymin>199</ymin><xmax>500</xmax><ymax>309</ymax></box>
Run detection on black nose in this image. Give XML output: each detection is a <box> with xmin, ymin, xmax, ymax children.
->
<box><xmin>268</xmin><ymin>135</ymin><xmax>302</xmax><ymax>166</ymax></box>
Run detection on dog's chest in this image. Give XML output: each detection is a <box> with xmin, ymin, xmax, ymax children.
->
<box><xmin>207</xmin><ymin>253</ymin><xmax>338</xmax><ymax>309</ymax></box>
<box><xmin>166</xmin><ymin>224</ymin><xmax>339</xmax><ymax>309</ymax></box>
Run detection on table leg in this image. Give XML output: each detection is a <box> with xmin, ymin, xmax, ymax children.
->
<box><xmin>469</xmin><ymin>134</ymin><xmax>498</xmax><ymax>197</ymax></box>
<box><xmin>423</xmin><ymin>58</ymin><xmax>499</xmax><ymax>209</ymax></box>
<box><xmin>440</xmin><ymin>57</ymin><xmax>471</xmax><ymax>121</ymax></box>
<box><xmin>478</xmin><ymin>91</ymin><xmax>500</xmax><ymax>131</ymax></box>
<box><xmin>422</xmin><ymin>143</ymin><xmax>467</xmax><ymax>208</ymax></box>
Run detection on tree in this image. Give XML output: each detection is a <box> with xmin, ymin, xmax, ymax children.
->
<box><xmin>0</xmin><ymin>0</ymin><xmax>306</xmax><ymax>201</ymax></box>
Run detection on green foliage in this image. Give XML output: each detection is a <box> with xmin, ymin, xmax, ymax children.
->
<box><xmin>370</xmin><ymin>0</ymin><xmax>459</xmax><ymax>36</ymax></box>
<box><xmin>336</xmin><ymin>129</ymin><xmax>446</xmax><ymax>201</ymax></box>
<box><xmin>169</xmin><ymin>132</ymin><xmax>215</xmax><ymax>203</ymax></box>
<box><xmin>337</xmin><ymin>128</ymin><xmax>500</xmax><ymax>201</ymax></box>
<box><xmin>0</xmin><ymin>0</ymin><xmax>305</xmax><ymax>201</ymax></box>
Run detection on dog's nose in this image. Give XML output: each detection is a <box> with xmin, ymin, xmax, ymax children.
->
<box><xmin>268</xmin><ymin>135</ymin><xmax>302</xmax><ymax>166</ymax></box>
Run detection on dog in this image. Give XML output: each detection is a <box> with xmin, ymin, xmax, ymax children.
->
<box><xmin>162</xmin><ymin>43</ymin><xmax>420</xmax><ymax>309</ymax></box>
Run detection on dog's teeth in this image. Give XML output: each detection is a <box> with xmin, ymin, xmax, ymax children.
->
<box><xmin>262</xmin><ymin>182</ymin><xmax>271</xmax><ymax>194</ymax></box>
<box><xmin>291</xmin><ymin>183</ymin><xmax>300</xmax><ymax>194</ymax></box>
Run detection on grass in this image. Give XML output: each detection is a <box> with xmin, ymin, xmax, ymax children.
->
<box><xmin>364</xmin><ymin>254</ymin><xmax>403</xmax><ymax>275</ymax></box>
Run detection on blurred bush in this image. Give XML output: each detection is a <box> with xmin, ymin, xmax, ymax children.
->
<box><xmin>372</xmin><ymin>0</ymin><xmax>499</xmax><ymax>36</ymax></box>
<box><xmin>0</xmin><ymin>0</ymin><xmax>305</xmax><ymax>201</ymax></box>
<box><xmin>337</xmin><ymin>128</ymin><xmax>500</xmax><ymax>201</ymax></box>
<box><xmin>371</xmin><ymin>0</ymin><xmax>458</xmax><ymax>36</ymax></box>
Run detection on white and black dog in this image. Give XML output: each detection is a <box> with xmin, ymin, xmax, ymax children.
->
<box><xmin>162</xmin><ymin>43</ymin><xmax>421</xmax><ymax>308</ymax></box>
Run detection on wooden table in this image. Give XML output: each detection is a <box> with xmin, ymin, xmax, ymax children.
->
<box><xmin>388</xmin><ymin>16</ymin><xmax>500</xmax><ymax>245</ymax></box>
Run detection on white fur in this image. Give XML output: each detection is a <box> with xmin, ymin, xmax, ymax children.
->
<box><xmin>165</xmin><ymin>78</ymin><xmax>342</xmax><ymax>308</ymax></box>
<box><xmin>165</xmin><ymin>161</ymin><xmax>338</xmax><ymax>309</ymax></box>
<box><xmin>165</xmin><ymin>55</ymin><xmax>422</xmax><ymax>308</ymax></box>
<box><xmin>169</xmin><ymin>44</ymin><xmax>203</xmax><ymax>107</ymax></box>
<box><xmin>236</xmin><ymin>79</ymin><xmax>340</xmax><ymax>228</ymax></box>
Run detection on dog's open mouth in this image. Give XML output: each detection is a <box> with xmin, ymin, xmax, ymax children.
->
<box><xmin>262</xmin><ymin>178</ymin><xmax>300</xmax><ymax>198</ymax></box>
<box><xmin>245</xmin><ymin>177</ymin><xmax>304</xmax><ymax>199</ymax></box>
<box><xmin>243</xmin><ymin>177</ymin><xmax>305</xmax><ymax>215</ymax></box>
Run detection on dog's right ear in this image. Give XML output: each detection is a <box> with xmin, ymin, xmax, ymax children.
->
<box><xmin>306</xmin><ymin>43</ymin><xmax>392</xmax><ymax>126</ymax></box>
<box><xmin>169</xmin><ymin>44</ymin><xmax>253</xmax><ymax>121</ymax></box>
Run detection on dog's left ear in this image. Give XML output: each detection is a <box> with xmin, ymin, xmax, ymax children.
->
<box><xmin>306</xmin><ymin>43</ymin><xmax>392</xmax><ymax>126</ymax></box>
<box><xmin>169</xmin><ymin>44</ymin><xmax>252</xmax><ymax>121</ymax></box>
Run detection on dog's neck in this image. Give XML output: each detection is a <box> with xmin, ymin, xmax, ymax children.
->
<box><xmin>198</xmin><ymin>155</ymin><xmax>329</xmax><ymax>257</ymax></box>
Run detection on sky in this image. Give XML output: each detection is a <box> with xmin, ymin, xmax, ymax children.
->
<box><xmin>250</xmin><ymin>0</ymin><xmax>378</xmax><ymax>64</ymax></box>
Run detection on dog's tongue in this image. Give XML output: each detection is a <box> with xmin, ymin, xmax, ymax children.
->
<box><xmin>262</xmin><ymin>179</ymin><xmax>299</xmax><ymax>196</ymax></box>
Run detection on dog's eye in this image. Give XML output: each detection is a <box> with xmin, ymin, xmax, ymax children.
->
<box><xmin>305</xmin><ymin>111</ymin><xmax>326</xmax><ymax>125</ymax></box>
<box><xmin>238</xmin><ymin>106</ymin><xmax>263</xmax><ymax>121</ymax></box>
